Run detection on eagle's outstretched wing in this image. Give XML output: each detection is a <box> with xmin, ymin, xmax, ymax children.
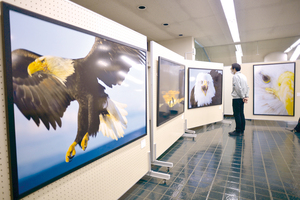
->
<box><xmin>79</xmin><ymin>37</ymin><xmax>146</xmax><ymax>87</ymax></box>
<box><xmin>12</xmin><ymin>49</ymin><xmax>73</xmax><ymax>130</ymax></box>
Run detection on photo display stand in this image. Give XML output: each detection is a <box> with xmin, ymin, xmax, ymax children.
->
<box><xmin>147</xmin><ymin>41</ymin><xmax>188</xmax><ymax>181</ymax></box>
<box><xmin>184</xmin><ymin>60</ymin><xmax>224</xmax><ymax>129</ymax></box>
<box><xmin>183</xmin><ymin>119</ymin><xmax>197</xmax><ymax>140</ymax></box>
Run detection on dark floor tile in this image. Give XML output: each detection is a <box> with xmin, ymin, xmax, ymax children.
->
<box><xmin>134</xmin><ymin>189</ymin><xmax>152</xmax><ymax>198</ymax></box>
<box><xmin>288</xmin><ymin>195</ymin><xmax>300</xmax><ymax>200</ymax></box>
<box><xmin>225</xmin><ymin>187</ymin><xmax>239</xmax><ymax>196</ymax></box>
<box><xmin>182</xmin><ymin>185</ymin><xmax>197</xmax><ymax>194</ymax></box>
<box><xmin>211</xmin><ymin>184</ymin><xmax>225</xmax><ymax>193</ymax></box>
<box><xmin>256</xmin><ymin>193</ymin><xmax>271</xmax><ymax>200</ymax></box>
<box><xmin>213</xmin><ymin>179</ymin><xmax>226</xmax><ymax>187</ymax></box>
<box><xmin>146</xmin><ymin>192</ymin><xmax>163</xmax><ymax>200</ymax></box>
<box><xmin>254</xmin><ymin>181</ymin><xmax>269</xmax><ymax>189</ymax></box>
<box><xmin>240</xmin><ymin>190</ymin><xmax>255</xmax><ymax>199</ymax></box>
<box><xmin>141</xmin><ymin>182</ymin><xmax>157</xmax><ymax>191</ymax></box>
<box><xmin>271</xmin><ymin>190</ymin><xmax>288</xmax><ymax>200</ymax></box>
<box><xmin>160</xmin><ymin>195</ymin><xmax>173</xmax><ymax>200</ymax></box>
<box><xmin>186</xmin><ymin>179</ymin><xmax>199</xmax><ymax>187</ymax></box>
<box><xmin>240</xmin><ymin>183</ymin><xmax>254</xmax><ymax>193</ymax></box>
<box><xmin>208</xmin><ymin>191</ymin><xmax>223</xmax><ymax>199</ymax></box>
<box><xmin>226</xmin><ymin>181</ymin><xmax>239</xmax><ymax>190</ymax></box>
<box><xmin>191</xmin><ymin>193</ymin><xmax>207</xmax><ymax>200</ymax></box>
<box><xmin>176</xmin><ymin>190</ymin><xmax>193</xmax><ymax>200</ymax></box>
<box><xmin>269</xmin><ymin>184</ymin><xmax>286</xmax><ymax>193</ymax></box>
<box><xmin>255</xmin><ymin>187</ymin><xmax>270</xmax><ymax>196</ymax></box>
<box><xmin>164</xmin><ymin>188</ymin><xmax>180</xmax><ymax>198</ymax></box>
<box><xmin>194</xmin><ymin>187</ymin><xmax>209</xmax><ymax>197</ymax></box>
<box><xmin>224</xmin><ymin>194</ymin><xmax>239</xmax><ymax>200</ymax></box>
<box><xmin>240</xmin><ymin>178</ymin><xmax>253</xmax><ymax>186</ymax></box>
<box><xmin>152</xmin><ymin>185</ymin><xmax>168</xmax><ymax>194</ymax></box>
<box><xmin>128</xmin><ymin>195</ymin><xmax>144</xmax><ymax>200</ymax></box>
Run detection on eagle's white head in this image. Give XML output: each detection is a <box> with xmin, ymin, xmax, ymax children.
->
<box><xmin>194</xmin><ymin>72</ymin><xmax>215</xmax><ymax>107</ymax></box>
<box><xmin>254</xmin><ymin>65</ymin><xmax>294</xmax><ymax>115</ymax></box>
<box><xmin>28</xmin><ymin>56</ymin><xmax>75</xmax><ymax>83</ymax></box>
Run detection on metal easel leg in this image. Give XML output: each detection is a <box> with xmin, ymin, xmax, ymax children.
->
<box><xmin>182</xmin><ymin>119</ymin><xmax>196</xmax><ymax>140</ymax></box>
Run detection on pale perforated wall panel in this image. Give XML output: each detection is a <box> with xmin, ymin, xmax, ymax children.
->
<box><xmin>150</xmin><ymin>41</ymin><xmax>185</xmax><ymax>159</ymax></box>
<box><xmin>0</xmin><ymin>29</ymin><xmax>11</xmax><ymax>200</ymax></box>
<box><xmin>0</xmin><ymin>0</ymin><xmax>149</xmax><ymax>199</ymax></box>
<box><xmin>184</xmin><ymin>60</ymin><xmax>224</xmax><ymax>129</ymax></box>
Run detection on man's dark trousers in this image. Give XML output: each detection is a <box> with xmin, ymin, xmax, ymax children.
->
<box><xmin>232</xmin><ymin>99</ymin><xmax>245</xmax><ymax>133</ymax></box>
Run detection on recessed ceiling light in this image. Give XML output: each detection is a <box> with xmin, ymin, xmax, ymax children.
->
<box><xmin>179</xmin><ymin>34</ymin><xmax>183</xmax><ymax>36</ymax></box>
<box><xmin>138</xmin><ymin>5</ymin><xmax>146</xmax><ymax>10</ymax></box>
<box><xmin>162</xmin><ymin>23</ymin><xmax>169</xmax><ymax>26</ymax></box>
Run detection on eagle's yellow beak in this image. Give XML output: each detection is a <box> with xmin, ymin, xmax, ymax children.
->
<box><xmin>202</xmin><ymin>80</ymin><xmax>208</xmax><ymax>96</ymax></box>
<box><xmin>28</xmin><ymin>59</ymin><xmax>48</xmax><ymax>76</ymax></box>
<box><xmin>265</xmin><ymin>71</ymin><xmax>294</xmax><ymax>115</ymax></box>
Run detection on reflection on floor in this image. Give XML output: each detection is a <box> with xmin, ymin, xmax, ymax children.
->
<box><xmin>120</xmin><ymin>118</ymin><xmax>300</xmax><ymax>200</ymax></box>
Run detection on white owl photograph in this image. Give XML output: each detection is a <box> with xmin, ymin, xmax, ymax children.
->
<box><xmin>253</xmin><ymin>62</ymin><xmax>295</xmax><ymax>116</ymax></box>
<box><xmin>188</xmin><ymin>68</ymin><xmax>223</xmax><ymax>109</ymax></box>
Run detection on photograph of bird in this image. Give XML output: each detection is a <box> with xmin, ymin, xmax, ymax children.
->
<box><xmin>12</xmin><ymin>37</ymin><xmax>146</xmax><ymax>162</ymax></box>
<box><xmin>189</xmin><ymin>69</ymin><xmax>223</xmax><ymax>108</ymax></box>
<box><xmin>157</xmin><ymin>58</ymin><xmax>185</xmax><ymax>126</ymax></box>
<box><xmin>254</xmin><ymin>63</ymin><xmax>294</xmax><ymax>116</ymax></box>
<box><xmin>190</xmin><ymin>71</ymin><xmax>215</xmax><ymax>107</ymax></box>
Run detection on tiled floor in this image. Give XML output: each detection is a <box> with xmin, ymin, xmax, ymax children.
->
<box><xmin>120</xmin><ymin>118</ymin><xmax>300</xmax><ymax>200</ymax></box>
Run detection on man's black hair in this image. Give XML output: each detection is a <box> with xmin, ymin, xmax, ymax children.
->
<box><xmin>232</xmin><ymin>63</ymin><xmax>241</xmax><ymax>71</ymax></box>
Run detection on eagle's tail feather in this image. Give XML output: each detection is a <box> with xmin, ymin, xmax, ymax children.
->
<box><xmin>99</xmin><ymin>99</ymin><xmax>128</xmax><ymax>140</ymax></box>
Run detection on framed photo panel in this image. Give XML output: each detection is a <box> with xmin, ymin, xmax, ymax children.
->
<box><xmin>253</xmin><ymin>62</ymin><xmax>295</xmax><ymax>116</ymax></box>
<box><xmin>2</xmin><ymin>3</ymin><xmax>147</xmax><ymax>199</ymax></box>
<box><xmin>157</xmin><ymin>57</ymin><xmax>185</xmax><ymax>127</ymax></box>
<box><xmin>188</xmin><ymin>68</ymin><xmax>223</xmax><ymax>109</ymax></box>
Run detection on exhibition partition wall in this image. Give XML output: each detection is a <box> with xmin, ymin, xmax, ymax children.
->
<box><xmin>223</xmin><ymin>66</ymin><xmax>233</xmax><ymax>115</ymax></box>
<box><xmin>184</xmin><ymin>60</ymin><xmax>224</xmax><ymax>129</ymax></box>
<box><xmin>0</xmin><ymin>0</ymin><xmax>149</xmax><ymax>199</ymax></box>
<box><xmin>242</xmin><ymin>61</ymin><xmax>300</xmax><ymax>121</ymax></box>
<box><xmin>150</xmin><ymin>41</ymin><xmax>185</xmax><ymax>160</ymax></box>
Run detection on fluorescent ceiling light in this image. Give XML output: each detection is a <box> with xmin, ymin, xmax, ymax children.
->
<box><xmin>235</xmin><ymin>51</ymin><xmax>242</xmax><ymax>64</ymax></box>
<box><xmin>284</xmin><ymin>38</ymin><xmax>300</xmax><ymax>53</ymax></box>
<box><xmin>235</xmin><ymin>44</ymin><xmax>243</xmax><ymax>56</ymax></box>
<box><xmin>289</xmin><ymin>45</ymin><xmax>300</xmax><ymax>61</ymax></box>
<box><xmin>220</xmin><ymin>0</ymin><xmax>240</xmax><ymax>43</ymax></box>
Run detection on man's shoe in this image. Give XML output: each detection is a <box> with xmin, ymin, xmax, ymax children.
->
<box><xmin>228</xmin><ymin>131</ymin><xmax>242</xmax><ymax>136</ymax></box>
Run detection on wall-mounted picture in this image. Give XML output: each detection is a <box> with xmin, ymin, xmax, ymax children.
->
<box><xmin>157</xmin><ymin>57</ymin><xmax>185</xmax><ymax>126</ymax></box>
<box><xmin>2</xmin><ymin>3</ymin><xmax>146</xmax><ymax>199</ymax></box>
<box><xmin>188</xmin><ymin>68</ymin><xmax>223</xmax><ymax>109</ymax></box>
<box><xmin>253</xmin><ymin>62</ymin><xmax>295</xmax><ymax>116</ymax></box>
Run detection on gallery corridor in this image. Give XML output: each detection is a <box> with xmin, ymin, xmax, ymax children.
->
<box><xmin>120</xmin><ymin>118</ymin><xmax>300</xmax><ymax>200</ymax></box>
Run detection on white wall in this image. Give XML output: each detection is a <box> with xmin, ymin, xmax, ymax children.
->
<box><xmin>223</xmin><ymin>66</ymin><xmax>233</xmax><ymax>115</ymax></box>
<box><xmin>0</xmin><ymin>0</ymin><xmax>149</xmax><ymax>199</ymax></box>
<box><xmin>158</xmin><ymin>36</ymin><xmax>195</xmax><ymax>60</ymax></box>
<box><xmin>223</xmin><ymin>61</ymin><xmax>300</xmax><ymax>121</ymax></box>
<box><xmin>184</xmin><ymin>60</ymin><xmax>224</xmax><ymax>129</ymax></box>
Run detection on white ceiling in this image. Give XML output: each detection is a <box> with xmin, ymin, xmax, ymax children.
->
<box><xmin>70</xmin><ymin>0</ymin><xmax>300</xmax><ymax>66</ymax></box>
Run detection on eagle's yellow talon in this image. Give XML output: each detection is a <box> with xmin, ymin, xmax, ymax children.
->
<box><xmin>65</xmin><ymin>142</ymin><xmax>77</xmax><ymax>162</ymax></box>
<box><xmin>81</xmin><ymin>132</ymin><xmax>89</xmax><ymax>151</ymax></box>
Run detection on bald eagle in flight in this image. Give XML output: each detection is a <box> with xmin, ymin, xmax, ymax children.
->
<box><xmin>11</xmin><ymin>37</ymin><xmax>145</xmax><ymax>162</ymax></box>
<box><xmin>190</xmin><ymin>72</ymin><xmax>215</xmax><ymax>107</ymax></box>
<box><xmin>254</xmin><ymin>64</ymin><xmax>294</xmax><ymax>115</ymax></box>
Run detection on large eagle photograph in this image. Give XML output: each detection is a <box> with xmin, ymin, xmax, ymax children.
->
<box><xmin>254</xmin><ymin>63</ymin><xmax>295</xmax><ymax>116</ymax></box>
<box><xmin>157</xmin><ymin>58</ymin><xmax>185</xmax><ymax>126</ymax></box>
<box><xmin>6</xmin><ymin>9</ymin><xmax>146</xmax><ymax>195</ymax></box>
<box><xmin>189</xmin><ymin>69</ymin><xmax>223</xmax><ymax>108</ymax></box>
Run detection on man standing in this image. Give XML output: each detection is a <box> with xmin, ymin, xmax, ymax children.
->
<box><xmin>229</xmin><ymin>63</ymin><xmax>249</xmax><ymax>136</ymax></box>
